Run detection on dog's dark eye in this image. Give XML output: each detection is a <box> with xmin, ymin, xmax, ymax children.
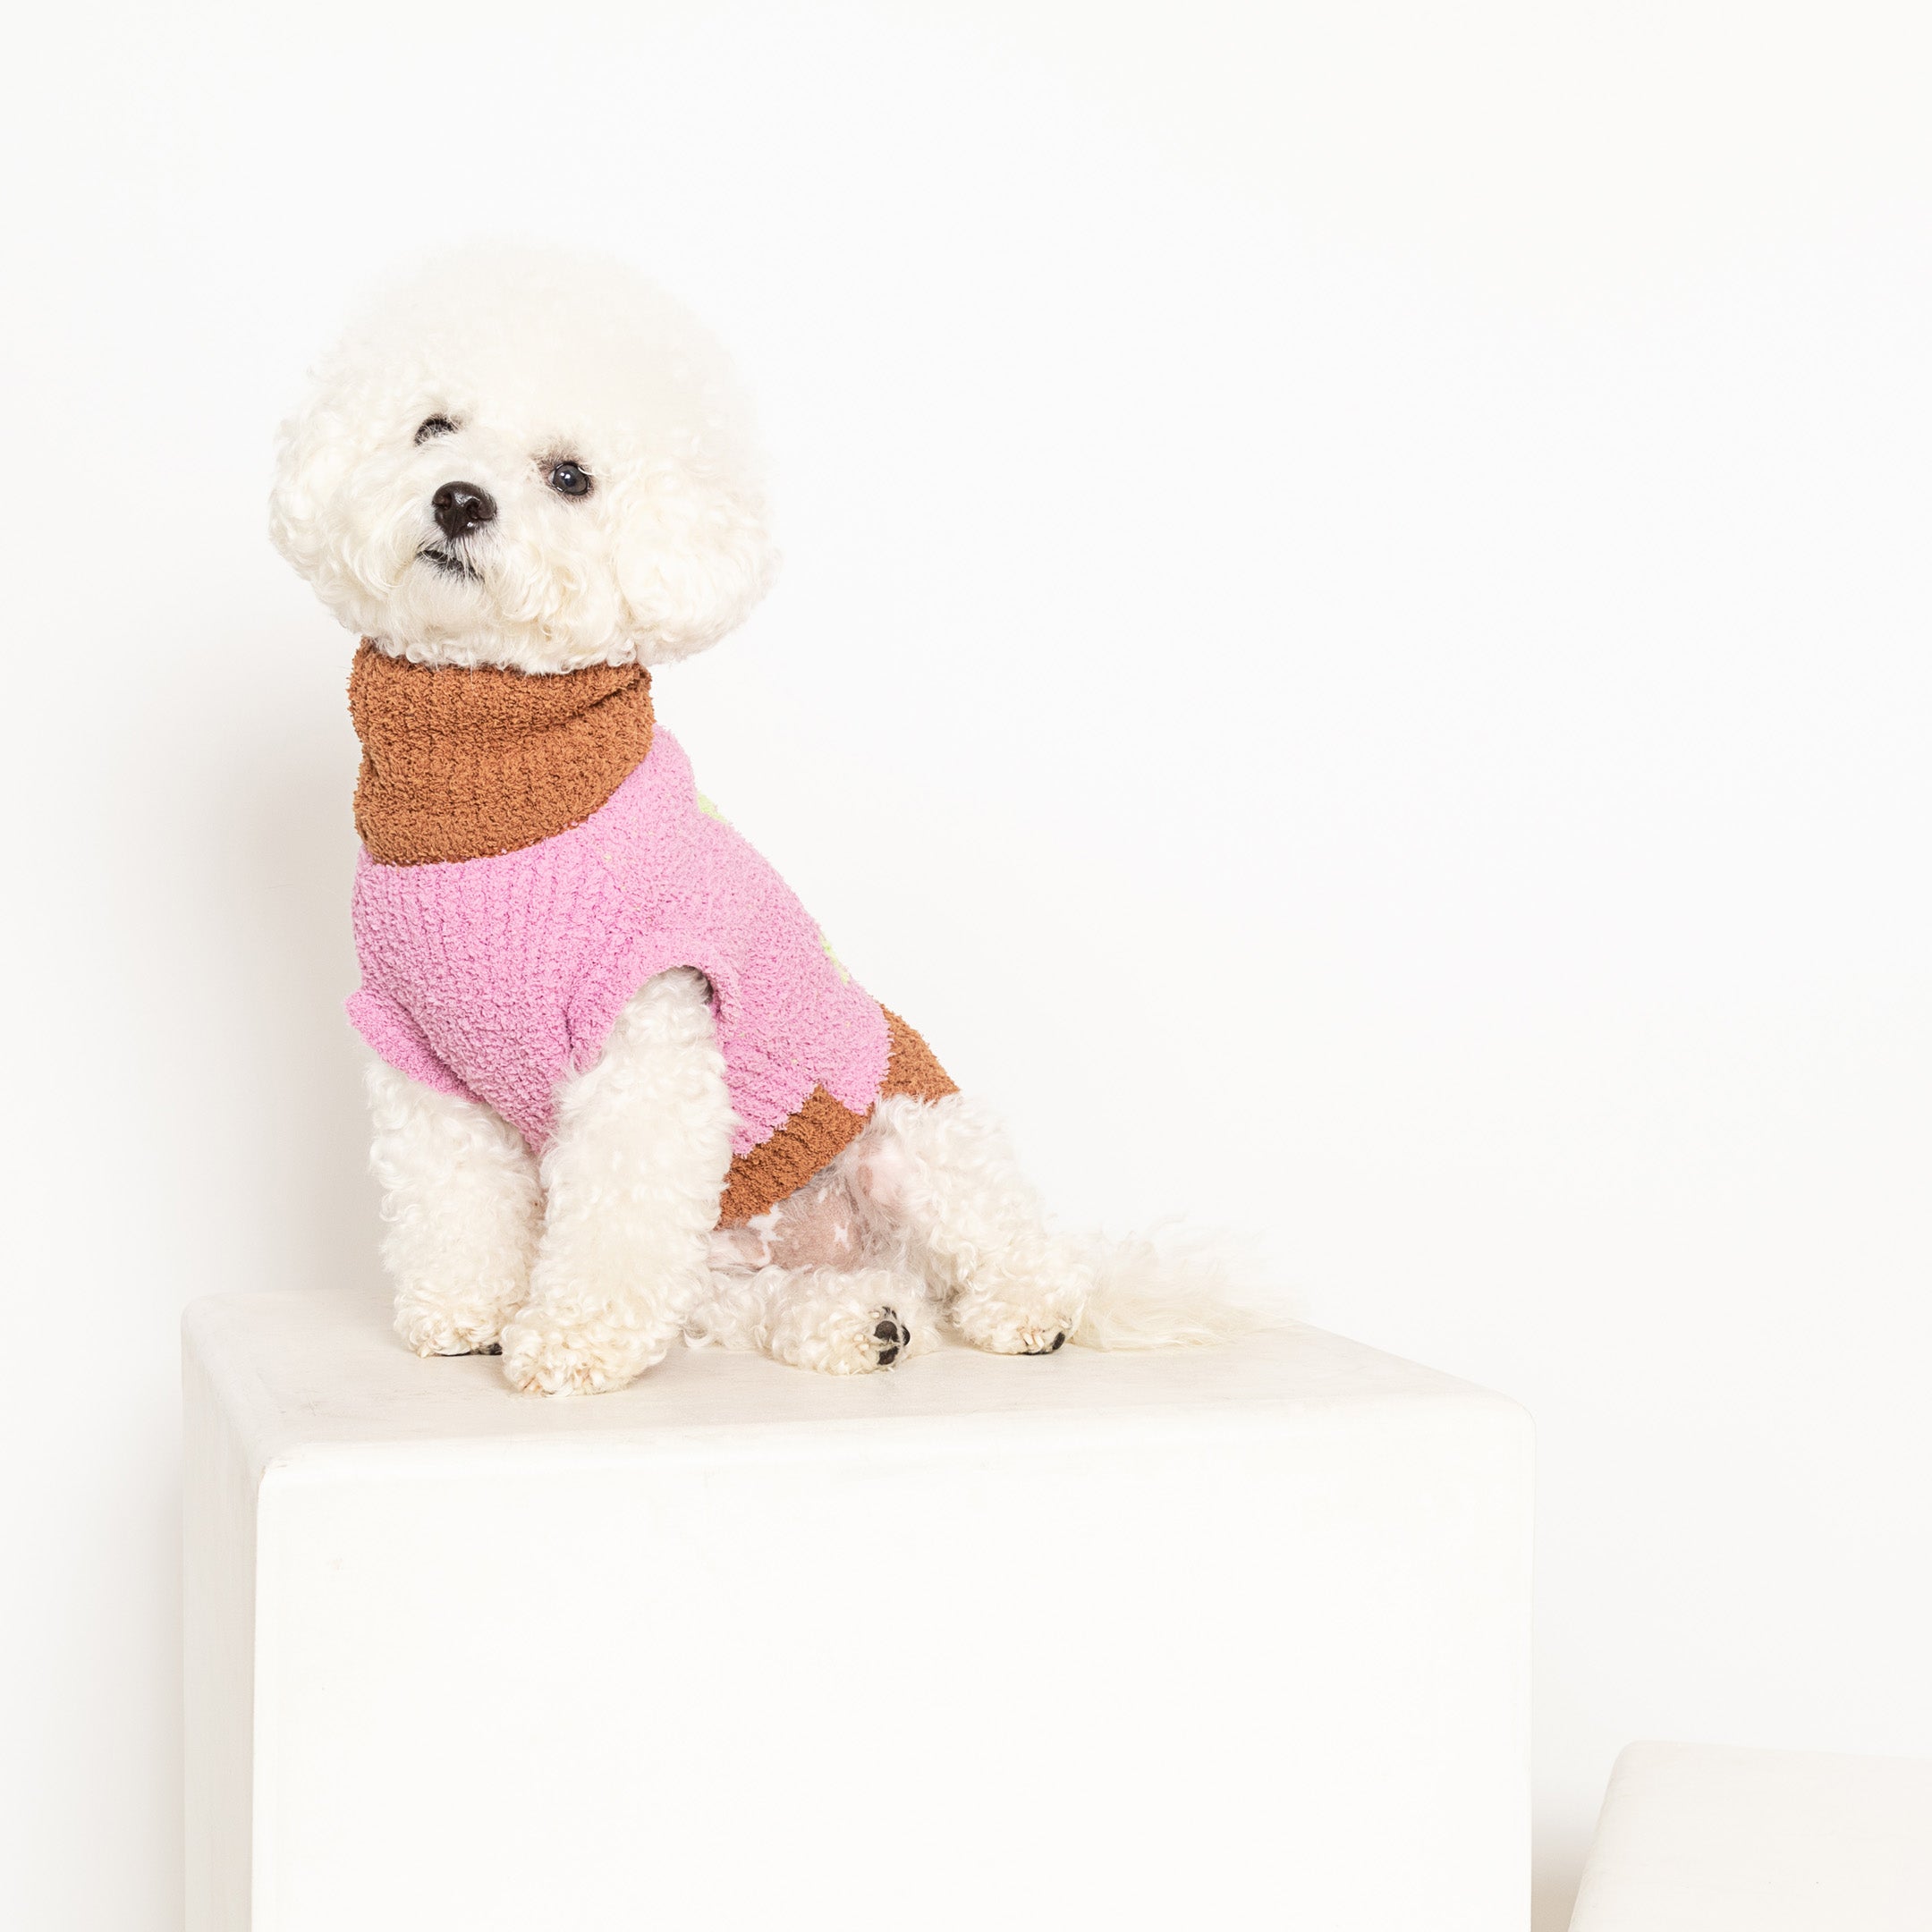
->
<box><xmin>548</xmin><ymin>461</ymin><xmax>592</xmax><ymax>497</ymax></box>
<box><xmin>414</xmin><ymin>416</ymin><xmax>457</xmax><ymax>444</ymax></box>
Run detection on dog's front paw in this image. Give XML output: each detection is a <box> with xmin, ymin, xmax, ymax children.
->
<box><xmin>498</xmin><ymin>1304</ymin><xmax>673</xmax><ymax>1396</ymax></box>
<box><xmin>394</xmin><ymin>1291</ymin><xmax>516</xmax><ymax>1360</ymax></box>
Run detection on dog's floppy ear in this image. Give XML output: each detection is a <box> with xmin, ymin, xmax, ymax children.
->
<box><xmin>610</xmin><ymin>459</ymin><xmax>779</xmax><ymax>664</ymax></box>
<box><xmin>268</xmin><ymin>394</ymin><xmax>362</xmax><ymax>599</ymax></box>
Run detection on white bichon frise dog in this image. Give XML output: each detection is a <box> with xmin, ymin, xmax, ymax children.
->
<box><xmin>271</xmin><ymin>246</ymin><xmax>1231</xmax><ymax>1394</ymax></box>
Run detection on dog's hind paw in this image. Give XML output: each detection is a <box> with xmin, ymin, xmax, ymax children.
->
<box><xmin>871</xmin><ymin>1309</ymin><xmax>910</xmax><ymax>1368</ymax></box>
<box><xmin>741</xmin><ymin>1266</ymin><xmax>933</xmax><ymax>1375</ymax></box>
<box><xmin>944</xmin><ymin>1239</ymin><xmax>1089</xmax><ymax>1358</ymax></box>
<box><xmin>950</xmin><ymin>1297</ymin><xmax>1082</xmax><ymax>1359</ymax></box>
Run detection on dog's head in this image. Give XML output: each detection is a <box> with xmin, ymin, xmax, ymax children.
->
<box><xmin>270</xmin><ymin>247</ymin><xmax>777</xmax><ymax>672</ymax></box>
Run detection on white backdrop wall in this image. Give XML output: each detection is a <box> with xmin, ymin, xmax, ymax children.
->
<box><xmin>4</xmin><ymin>4</ymin><xmax>1928</xmax><ymax>1927</ymax></box>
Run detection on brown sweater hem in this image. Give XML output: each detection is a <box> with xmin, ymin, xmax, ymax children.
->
<box><xmin>716</xmin><ymin>1009</ymin><xmax>958</xmax><ymax>1225</ymax></box>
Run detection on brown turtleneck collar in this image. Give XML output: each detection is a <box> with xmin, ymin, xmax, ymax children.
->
<box><xmin>348</xmin><ymin>642</ymin><xmax>655</xmax><ymax>866</ymax></box>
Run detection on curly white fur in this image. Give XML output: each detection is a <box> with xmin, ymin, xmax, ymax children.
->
<box><xmin>365</xmin><ymin>968</ymin><xmax>1248</xmax><ymax>1390</ymax></box>
<box><xmin>284</xmin><ymin>244</ymin><xmax>1242</xmax><ymax>1393</ymax></box>
<box><xmin>856</xmin><ymin>1094</ymin><xmax>1092</xmax><ymax>1354</ymax></box>
<box><xmin>499</xmin><ymin>969</ymin><xmax>733</xmax><ymax>1395</ymax></box>
<box><xmin>689</xmin><ymin>1267</ymin><xmax>940</xmax><ymax>1376</ymax></box>
<box><xmin>369</xmin><ymin>1060</ymin><xmax>541</xmax><ymax>1357</ymax></box>
<box><xmin>270</xmin><ymin>246</ymin><xmax>776</xmax><ymax>674</ymax></box>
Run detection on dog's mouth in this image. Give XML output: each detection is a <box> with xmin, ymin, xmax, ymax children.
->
<box><xmin>418</xmin><ymin>543</ymin><xmax>483</xmax><ymax>584</ymax></box>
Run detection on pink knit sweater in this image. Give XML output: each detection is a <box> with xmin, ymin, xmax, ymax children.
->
<box><xmin>347</xmin><ymin>726</ymin><xmax>892</xmax><ymax>1162</ymax></box>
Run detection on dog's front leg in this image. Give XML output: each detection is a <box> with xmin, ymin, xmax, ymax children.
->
<box><xmin>501</xmin><ymin>969</ymin><xmax>733</xmax><ymax>1395</ymax></box>
<box><xmin>369</xmin><ymin>1063</ymin><xmax>543</xmax><ymax>1358</ymax></box>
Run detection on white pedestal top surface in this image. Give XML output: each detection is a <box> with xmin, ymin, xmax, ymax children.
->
<box><xmin>186</xmin><ymin>1285</ymin><xmax>1517</xmax><ymax>1475</ymax></box>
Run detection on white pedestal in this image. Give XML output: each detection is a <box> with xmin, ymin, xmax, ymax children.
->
<box><xmin>1569</xmin><ymin>1741</ymin><xmax>1932</xmax><ymax>1932</ymax></box>
<box><xmin>184</xmin><ymin>1289</ymin><xmax>1531</xmax><ymax>1931</ymax></box>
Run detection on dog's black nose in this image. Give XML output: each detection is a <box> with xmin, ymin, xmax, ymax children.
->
<box><xmin>432</xmin><ymin>481</ymin><xmax>496</xmax><ymax>540</ymax></box>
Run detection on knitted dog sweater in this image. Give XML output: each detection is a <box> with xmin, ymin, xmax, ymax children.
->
<box><xmin>343</xmin><ymin>643</ymin><xmax>954</xmax><ymax>1224</ymax></box>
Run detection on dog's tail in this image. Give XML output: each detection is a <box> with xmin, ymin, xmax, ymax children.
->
<box><xmin>1062</xmin><ymin>1223</ymin><xmax>1273</xmax><ymax>1351</ymax></box>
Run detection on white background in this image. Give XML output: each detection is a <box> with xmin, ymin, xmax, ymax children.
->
<box><xmin>3</xmin><ymin>4</ymin><xmax>1928</xmax><ymax>1926</ymax></box>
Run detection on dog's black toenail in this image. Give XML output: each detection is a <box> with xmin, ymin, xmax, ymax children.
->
<box><xmin>1050</xmin><ymin>1332</ymin><xmax>1066</xmax><ymax>1352</ymax></box>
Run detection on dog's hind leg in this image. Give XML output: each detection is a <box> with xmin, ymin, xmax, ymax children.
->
<box><xmin>687</xmin><ymin>1264</ymin><xmax>936</xmax><ymax>1375</ymax></box>
<box><xmin>852</xmin><ymin>1093</ymin><xmax>1092</xmax><ymax>1356</ymax></box>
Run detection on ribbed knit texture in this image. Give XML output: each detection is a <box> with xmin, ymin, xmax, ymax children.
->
<box><xmin>346</xmin><ymin>681</ymin><xmax>956</xmax><ymax>1223</ymax></box>
<box><xmin>350</xmin><ymin>641</ymin><xmax>655</xmax><ymax>863</ymax></box>
<box><xmin>716</xmin><ymin>1010</ymin><xmax>958</xmax><ymax>1224</ymax></box>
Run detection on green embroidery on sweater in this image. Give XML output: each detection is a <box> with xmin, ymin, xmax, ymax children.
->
<box><xmin>692</xmin><ymin>792</ymin><xmax>848</xmax><ymax>982</ymax></box>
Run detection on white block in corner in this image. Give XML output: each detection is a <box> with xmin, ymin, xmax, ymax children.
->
<box><xmin>1569</xmin><ymin>1742</ymin><xmax>1932</xmax><ymax>1932</ymax></box>
<box><xmin>184</xmin><ymin>1289</ymin><xmax>1531</xmax><ymax>1932</ymax></box>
